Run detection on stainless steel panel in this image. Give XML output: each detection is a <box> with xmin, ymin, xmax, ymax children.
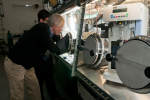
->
<box><xmin>77</xmin><ymin>66</ymin><xmax>150</xmax><ymax>100</ymax></box>
<box><xmin>116</xmin><ymin>41</ymin><xmax>150</xmax><ymax>89</ymax></box>
<box><xmin>83</xmin><ymin>33</ymin><xmax>106</xmax><ymax>68</ymax></box>
<box><xmin>58</xmin><ymin>53</ymin><xmax>150</xmax><ymax>100</ymax></box>
<box><xmin>83</xmin><ymin>35</ymin><xmax>98</xmax><ymax>64</ymax></box>
<box><xmin>115</xmin><ymin>36</ymin><xmax>150</xmax><ymax>93</ymax></box>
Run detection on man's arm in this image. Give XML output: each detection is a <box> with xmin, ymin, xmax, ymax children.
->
<box><xmin>52</xmin><ymin>34</ymin><xmax>60</xmax><ymax>42</ymax></box>
<box><xmin>36</xmin><ymin>25</ymin><xmax>60</xmax><ymax>54</ymax></box>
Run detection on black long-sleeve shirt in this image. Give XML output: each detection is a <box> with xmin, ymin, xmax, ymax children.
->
<box><xmin>7</xmin><ymin>23</ymin><xmax>60</xmax><ymax>69</ymax></box>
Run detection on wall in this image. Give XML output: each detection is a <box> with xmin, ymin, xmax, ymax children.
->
<box><xmin>1</xmin><ymin>0</ymin><xmax>44</xmax><ymax>43</ymax></box>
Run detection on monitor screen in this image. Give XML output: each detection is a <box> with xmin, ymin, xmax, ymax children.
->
<box><xmin>113</xmin><ymin>8</ymin><xmax>127</xmax><ymax>13</ymax></box>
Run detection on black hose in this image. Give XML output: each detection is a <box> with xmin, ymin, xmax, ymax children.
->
<box><xmin>133</xmin><ymin>31</ymin><xmax>135</xmax><ymax>37</ymax></box>
<box><xmin>76</xmin><ymin>0</ymin><xmax>81</xmax><ymax>7</ymax></box>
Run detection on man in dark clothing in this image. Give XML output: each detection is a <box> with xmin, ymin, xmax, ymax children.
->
<box><xmin>4</xmin><ymin>12</ymin><xmax>65</xmax><ymax>100</ymax></box>
<box><xmin>35</xmin><ymin>10</ymin><xmax>64</xmax><ymax>100</ymax></box>
<box><xmin>38</xmin><ymin>9</ymin><xmax>50</xmax><ymax>24</ymax></box>
<box><xmin>36</xmin><ymin>36</ymin><xmax>61</xmax><ymax>100</ymax></box>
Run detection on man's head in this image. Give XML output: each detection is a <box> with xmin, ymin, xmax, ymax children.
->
<box><xmin>38</xmin><ymin>9</ymin><xmax>51</xmax><ymax>23</ymax></box>
<box><xmin>47</xmin><ymin>13</ymin><xmax>65</xmax><ymax>35</ymax></box>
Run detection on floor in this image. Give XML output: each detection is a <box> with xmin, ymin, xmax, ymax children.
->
<box><xmin>0</xmin><ymin>54</ymin><xmax>82</xmax><ymax>100</ymax></box>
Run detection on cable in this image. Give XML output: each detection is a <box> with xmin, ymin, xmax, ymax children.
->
<box><xmin>76</xmin><ymin>0</ymin><xmax>81</xmax><ymax>7</ymax></box>
<box><xmin>133</xmin><ymin>31</ymin><xmax>135</xmax><ymax>37</ymax></box>
<box><xmin>96</xmin><ymin>0</ymin><xmax>104</xmax><ymax>35</ymax></box>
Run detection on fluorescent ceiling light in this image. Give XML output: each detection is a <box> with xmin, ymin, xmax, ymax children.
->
<box><xmin>25</xmin><ymin>5</ymin><xmax>33</xmax><ymax>7</ymax></box>
<box><xmin>12</xmin><ymin>3</ymin><xmax>33</xmax><ymax>7</ymax></box>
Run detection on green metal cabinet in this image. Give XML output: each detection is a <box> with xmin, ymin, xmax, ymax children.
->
<box><xmin>53</xmin><ymin>56</ymin><xmax>77</xmax><ymax>94</ymax></box>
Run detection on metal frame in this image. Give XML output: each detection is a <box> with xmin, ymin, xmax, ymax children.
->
<box><xmin>83</xmin><ymin>33</ymin><xmax>104</xmax><ymax>68</ymax></box>
<box><xmin>72</xmin><ymin>2</ymin><xmax>86</xmax><ymax>76</ymax></box>
<box><xmin>53</xmin><ymin>54</ymin><xmax>115</xmax><ymax>100</ymax></box>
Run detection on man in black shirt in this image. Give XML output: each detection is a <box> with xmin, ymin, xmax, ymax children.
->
<box><xmin>35</xmin><ymin>10</ymin><xmax>64</xmax><ymax>100</ymax></box>
<box><xmin>4</xmin><ymin>12</ymin><xmax>65</xmax><ymax>100</ymax></box>
<box><xmin>38</xmin><ymin>9</ymin><xmax>50</xmax><ymax>24</ymax></box>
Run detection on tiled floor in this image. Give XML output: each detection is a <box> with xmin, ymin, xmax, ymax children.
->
<box><xmin>0</xmin><ymin>54</ymin><xmax>82</xmax><ymax>100</ymax></box>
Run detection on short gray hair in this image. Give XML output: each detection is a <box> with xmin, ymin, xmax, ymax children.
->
<box><xmin>47</xmin><ymin>13</ymin><xmax>65</xmax><ymax>27</ymax></box>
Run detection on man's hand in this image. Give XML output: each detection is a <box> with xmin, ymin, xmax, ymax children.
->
<box><xmin>43</xmin><ymin>55</ymin><xmax>49</xmax><ymax>61</ymax></box>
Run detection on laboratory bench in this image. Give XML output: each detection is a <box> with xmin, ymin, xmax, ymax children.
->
<box><xmin>53</xmin><ymin>53</ymin><xmax>150</xmax><ymax>100</ymax></box>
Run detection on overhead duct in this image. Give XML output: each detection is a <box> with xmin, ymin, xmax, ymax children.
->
<box><xmin>106</xmin><ymin>0</ymin><xmax>118</xmax><ymax>5</ymax></box>
<box><xmin>122</xmin><ymin>0</ymin><xmax>145</xmax><ymax>4</ymax></box>
<box><xmin>113</xmin><ymin>0</ymin><xmax>126</xmax><ymax>5</ymax></box>
<box><xmin>51</xmin><ymin>0</ymin><xmax>86</xmax><ymax>14</ymax></box>
<box><xmin>106</xmin><ymin>0</ymin><xmax>126</xmax><ymax>5</ymax></box>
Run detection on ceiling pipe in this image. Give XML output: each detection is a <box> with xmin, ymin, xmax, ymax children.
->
<box><xmin>113</xmin><ymin>0</ymin><xmax>126</xmax><ymax>5</ymax></box>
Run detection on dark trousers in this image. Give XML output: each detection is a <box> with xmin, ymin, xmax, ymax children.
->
<box><xmin>35</xmin><ymin>56</ymin><xmax>60</xmax><ymax>100</ymax></box>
